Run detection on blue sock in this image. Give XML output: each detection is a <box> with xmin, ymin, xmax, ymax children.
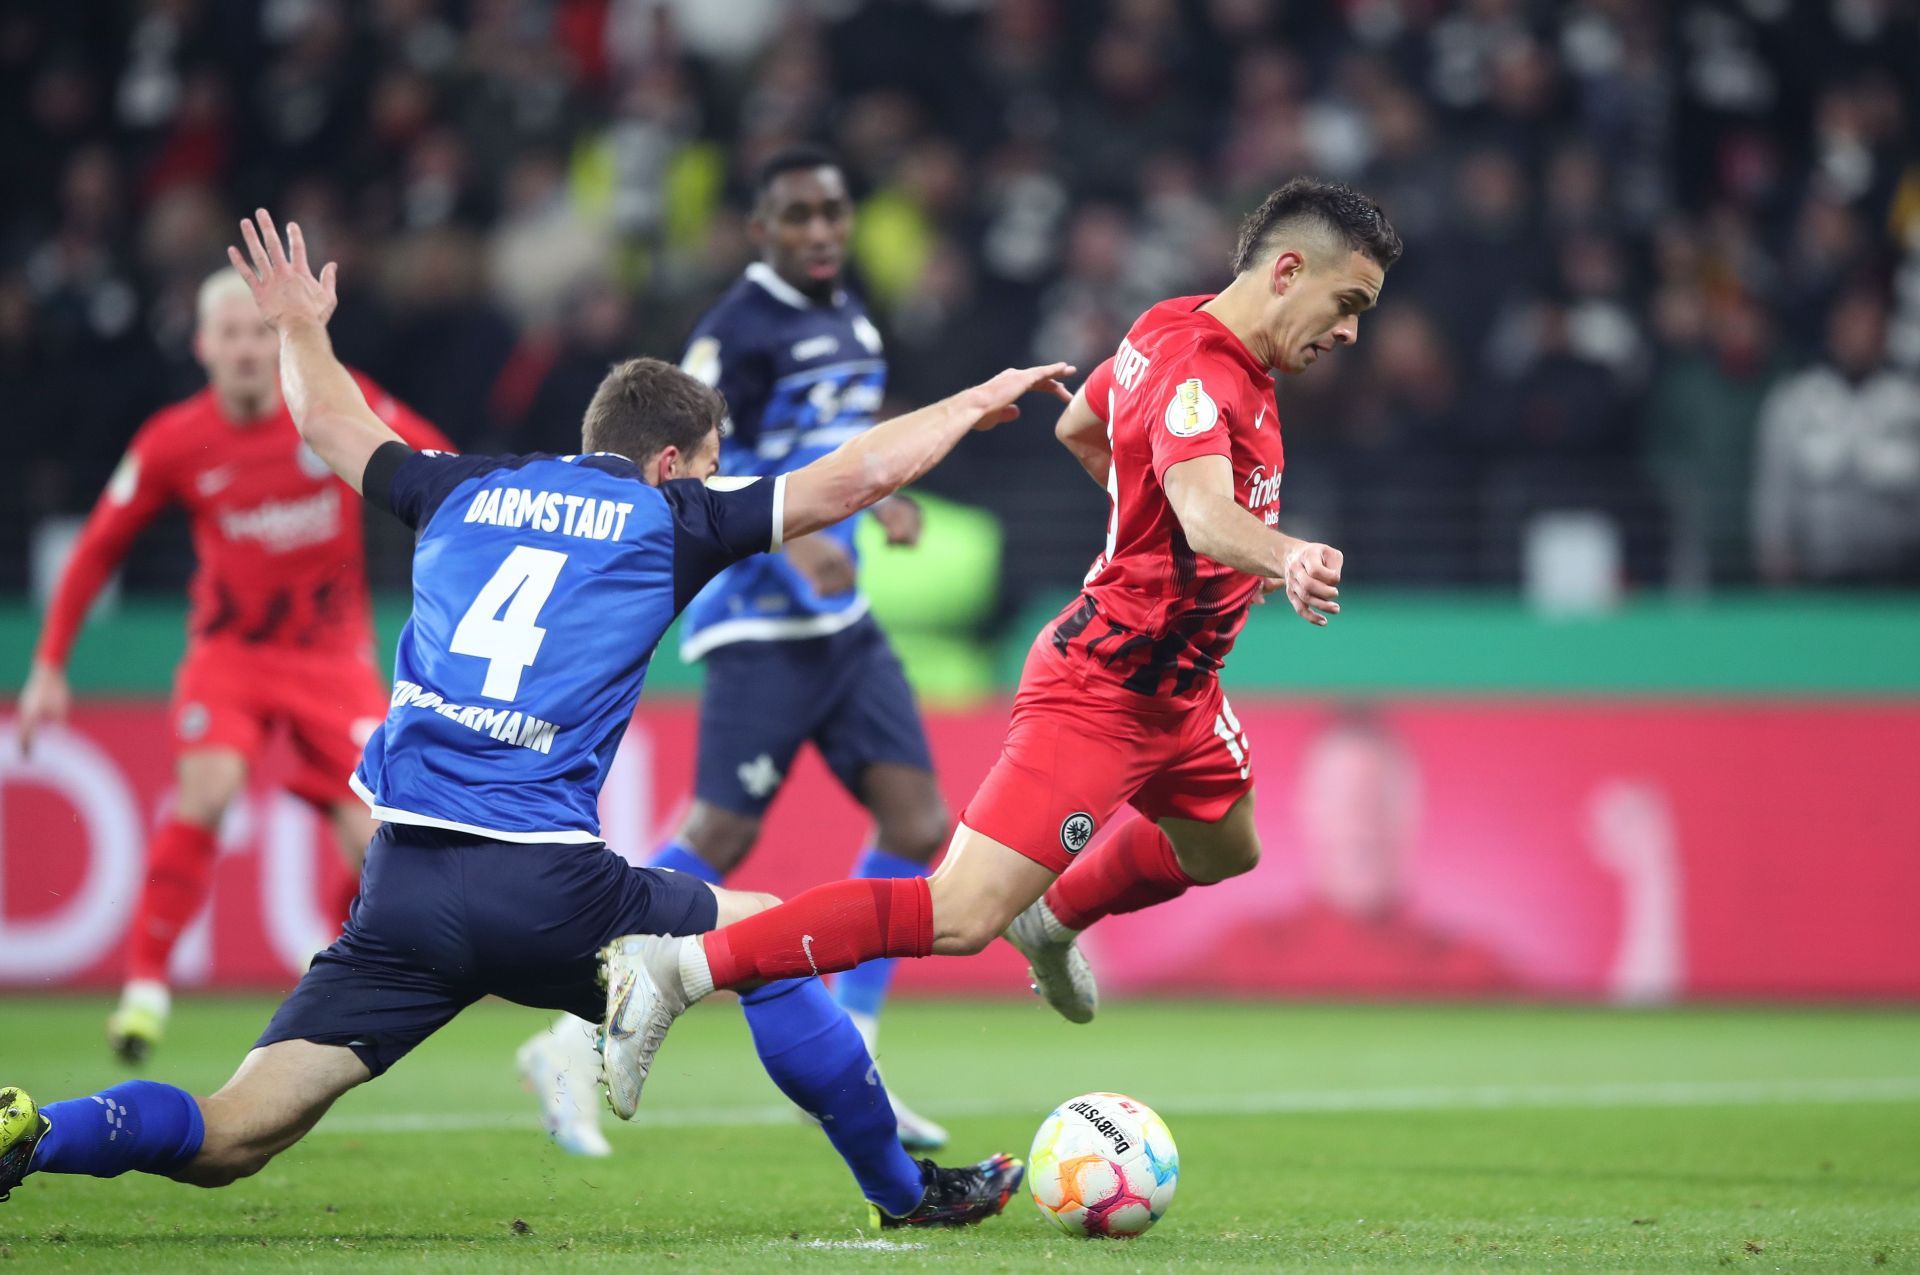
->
<box><xmin>831</xmin><ymin>847</ymin><xmax>928</xmax><ymax>1020</ymax></box>
<box><xmin>740</xmin><ymin>978</ymin><xmax>924</xmax><ymax>1216</ymax></box>
<box><xmin>649</xmin><ymin>839</ymin><xmax>725</xmax><ymax>886</ymax></box>
<box><xmin>32</xmin><ymin>1081</ymin><xmax>205</xmax><ymax>1179</ymax></box>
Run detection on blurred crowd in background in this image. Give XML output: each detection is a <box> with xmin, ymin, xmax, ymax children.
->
<box><xmin>5</xmin><ymin>0</ymin><xmax>1920</xmax><ymax>613</ymax></box>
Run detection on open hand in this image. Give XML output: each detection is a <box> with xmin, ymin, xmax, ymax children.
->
<box><xmin>963</xmin><ymin>363</ymin><xmax>1076</xmax><ymax>431</ymax></box>
<box><xmin>1284</xmin><ymin>542</ymin><xmax>1343</xmax><ymax>626</ymax></box>
<box><xmin>227</xmin><ymin>208</ymin><xmax>338</xmax><ymax>332</ymax></box>
<box><xmin>872</xmin><ymin>494</ymin><xmax>923</xmax><ymax>547</ymax></box>
<box><xmin>16</xmin><ymin>661</ymin><xmax>70</xmax><ymax>757</ymax></box>
<box><xmin>783</xmin><ymin>533</ymin><xmax>858</xmax><ymax>596</ymax></box>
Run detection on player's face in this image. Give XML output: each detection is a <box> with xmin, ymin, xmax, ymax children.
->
<box><xmin>1268</xmin><ymin>249</ymin><xmax>1385</xmax><ymax>375</ymax></box>
<box><xmin>753</xmin><ymin>167</ymin><xmax>852</xmax><ymax>299</ymax></box>
<box><xmin>1299</xmin><ymin>729</ymin><xmax>1417</xmax><ymax>918</ymax></box>
<box><xmin>195</xmin><ymin>293</ymin><xmax>280</xmax><ymax>411</ymax></box>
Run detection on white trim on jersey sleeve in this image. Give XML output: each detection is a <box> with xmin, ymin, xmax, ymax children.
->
<box><xmin>349</xmin><ymin>773</ymin><xmax>605</xmax><ymax>846</ymax></box>
<box><xmin>679</xmin><ymin>593</ymin><xmax>869</xmax><ymax>662</ymax></box>
<box><xmin>703</xmin><ymin>473</ymin><xmax>783</xmax><ymax>550</ymax></box>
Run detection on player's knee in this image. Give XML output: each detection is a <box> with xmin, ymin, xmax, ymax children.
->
<box><xmin>875</xmin><ymin>799</ymin><xmax>950</xmax><ymax>865</ymax></box>
<box><xmin>1178</xmin><ymin>834</ymin><xmax>1260</xmax><ymax>883</ymax></box>
<box><xmin>171</xmin><ymin>783</ymin><xmax>233</xmax><ymax>829</ymax></box>
<box><xmin>679</xmin><ymin>808</ymin><xmax>761</xmax><ymax>875</ymax></box>
<box><xmin>712</xmin><ymin>888</ymin><xmax>782</xmax><ymax>926</ymax></box>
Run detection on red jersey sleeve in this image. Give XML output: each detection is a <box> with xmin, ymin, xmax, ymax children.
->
<box><xmin>34</xmin><ymin>420</ymin><xmax>178</xmax><ymax>668</ymax></box>
<box><xmin>1144</xmin><ymin>350</ymin><xmax>1237</xmax><ymax>485</ymax></box>
<box><xmin>353</xmin><ymin>372</ymin><xmax>456</xmax><ymax>453</ymax></box>
<box><xmin>1081</xmin><ymin>357</ymin><xmax>1116</xmax><ymax>423</ymax></box>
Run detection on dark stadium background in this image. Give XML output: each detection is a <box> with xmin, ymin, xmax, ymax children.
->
<box><xmin>2</xmin><ymin>0</ymin><xmax>1916</xmax><ymax>999</ymax></box>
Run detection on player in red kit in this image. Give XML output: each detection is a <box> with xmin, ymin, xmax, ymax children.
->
<box><xmin>595</xmin><ymin>178</ymin><xmax>1402</xmax><ymax>1107</ymax></box>
<box><xmin>15</xmin><ymin>268</ymin><xmax>452</xmax><ymax>1062</ymax></box>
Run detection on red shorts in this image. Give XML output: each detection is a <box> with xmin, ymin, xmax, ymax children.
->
<box><xmin>962</xmin><ymin>636</ymin><xmax>1253</xmax><ymax>873</ymax></box>
<box><xmin>170</xmin><ymin>641</ymin><xmax>388</xmax><ymax>810</ymax></box>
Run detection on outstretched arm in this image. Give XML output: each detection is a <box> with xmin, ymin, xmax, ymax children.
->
<box><xmin>228</xmin><ymin>209</ymin><xmax>403</xmax><ymax>493</ymax></box>
<box><xmin>779</xmin><ymin>364</ymin><xmax>1074</xmax><ymax>542</ymax></box>
<box><xmin>1161</xmin><ymin>454</ymin><xmax>1343</xmax><ymax>626</ymax></box>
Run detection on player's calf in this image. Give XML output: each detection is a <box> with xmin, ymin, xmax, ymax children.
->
<box><xmin>176</xmin><ymin>1040</ymin><xmax>370</xmax><ymax>1187</ymax></box>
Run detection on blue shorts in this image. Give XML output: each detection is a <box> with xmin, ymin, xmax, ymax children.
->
<box><xmin>694</xmin><ymin>616</ymin><xmax>933</xmax><ymax>818</ymax></box>
<box><xmin>256</xmin><ymin>822</ymin><xmax>717</xmax><ymax>1076</ymax></box>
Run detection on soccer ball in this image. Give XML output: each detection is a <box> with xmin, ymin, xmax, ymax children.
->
<box><xmin>1027</xmin><ymin>1092</ymin><xmax>1178</xmax><ymax>1238</ymax></box>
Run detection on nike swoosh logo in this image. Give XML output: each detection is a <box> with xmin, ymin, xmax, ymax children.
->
<box><xmin>606</xmin><ymin>975</ymin><xmax>638</xmax><ymax>1040</ymax></box>
<box><xmin>802</xmin><ymin>934</ymin><xmax>819</xmax><ymax>976</ymax></box>
<box><xmin>1254</xmin><ymin>407</ymin><xmax>1266</xmax><ymax>431</ymax></box>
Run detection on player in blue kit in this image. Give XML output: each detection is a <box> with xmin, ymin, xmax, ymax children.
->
<box><xmin>519</xmin><ymin>146</ymin><xmax>953</xmax><ymax>1154</ymax></box>
<box><xmin>0</xmin><ymin>210</ymin><xmax>1071</xmax><ymax>1229</ymax></box>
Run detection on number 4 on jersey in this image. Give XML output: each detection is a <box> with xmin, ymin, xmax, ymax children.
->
<box><xmin>450</xmin><ymin>545</ymin><xmax>568</xmax><ymax>700</ymax></box>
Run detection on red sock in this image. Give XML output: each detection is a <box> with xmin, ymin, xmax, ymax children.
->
<box><xmin>703</xmin><ymin>877</ymin><xmax>932</xmax><ymax>990</ymax></box>
<box><xmin>1043</xmin><ymin>811</ymin><xmax>1199</xmax><ymax>932</ymax></box>
<box><xmin>319</xmin><ymin>847</ymin><xmax>360</xmax><ymax>932</ymax></box>
<box><xmin>127</xmin><ymin>819</ymin><xmax>219</xmax><ymax>981</ymax></box>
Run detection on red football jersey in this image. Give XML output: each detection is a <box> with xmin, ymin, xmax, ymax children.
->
<box><xmin>36</xmin><ymin>375</ymin><xmax>451</xmax><ymax>667</ymax></box>
<box><xmin>1047</xmin><ymin>294</ymin><xmax>1283</xmax><ymax>699</ymax></box>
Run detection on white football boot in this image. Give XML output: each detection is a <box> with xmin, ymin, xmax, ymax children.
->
<box><xmin>598</xmin><ymin>935</ymin><xmax>702</xmax><ymax>1119</ymax></box>
<box><xmin>517</xmin><ymin>1015</ymin><xmax>612</xmax><ymax>1157</ymax></box>
<box><xmin>1003</xmin><ymin>898</ymin><xmax>1098</xmax><ymax>1024</ymax></box>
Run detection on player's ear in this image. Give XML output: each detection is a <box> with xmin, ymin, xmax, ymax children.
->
<box><xmin>1269</xmin><ymin>251</ymin><xmax>1304</xmax><ymax>296</ymax></box>
<box><xmin>652</xmin><ymin>445</ymin><xmax>680</xmax><ymax>486</ymax></box>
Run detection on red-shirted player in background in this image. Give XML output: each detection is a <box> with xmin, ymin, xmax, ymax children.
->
<box><xmin>15</xmin><ymin>268</ymin><xmax>452</xmax><ymax>1063</ymax></box>
<box><xmin>596</xmin><ymin>177</ymin><xmax>1402</xmax><ymax>1105</ymax></box>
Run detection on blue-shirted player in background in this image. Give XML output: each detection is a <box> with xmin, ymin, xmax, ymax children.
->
<box><xmin>0</xmin><ymin>210</ymin><xmax>1072</xmax><ymax>1229</ymax></box>
<box><xmin>520</xmin><ymin>146</ymin><xmax>954</xmax><ymax>1154</ymax></box>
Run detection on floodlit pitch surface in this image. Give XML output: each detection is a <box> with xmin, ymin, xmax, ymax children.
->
<box><xmin>4</xmin><ymin>998</ymin><xmax>1916</xmax><ymax>1272</ymax></box>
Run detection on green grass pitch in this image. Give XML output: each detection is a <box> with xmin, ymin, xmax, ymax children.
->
<box><xmin>3</xmin><ymin>996</ymin><xmax>1917</xmax><ymax>1272</ymax></box>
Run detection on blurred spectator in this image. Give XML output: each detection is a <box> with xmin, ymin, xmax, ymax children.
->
<box><xmin>2</xmin><ymin>0</ymin><xmax>1915</xmax><ymax>604</ymax></box>
<box><xmin>1751</xmin><ymin>290</ymin><xmax>1920</xmax><ymax>586</ymax></box>
<box><xmin>1643</xmin><ymin>290</ymin><xmax>1784</xmax><ymax>585</ymax></box>
<box><xmin>1161</xmin><ymin>712</ymin><xmax>1520</xmax><ymax>997</ymax></box>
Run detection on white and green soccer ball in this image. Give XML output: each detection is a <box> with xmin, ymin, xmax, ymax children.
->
<box><xmin>1027</xmin><ymin>1091</ymin><xmax>1178</xmax><ymax>1238</ymax></box>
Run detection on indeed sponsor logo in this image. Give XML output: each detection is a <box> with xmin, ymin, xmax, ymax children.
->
<box><xmin>219</xmin><ymin>488</ymin><xmax>341</xmax><ymax>551</ymax></box>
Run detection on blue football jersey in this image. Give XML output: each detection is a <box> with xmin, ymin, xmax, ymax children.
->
<box><xmin>677</xmin><ymin>262</ymin><xmax>886</xmax><ymax>659</ymax></box>
<box><xmin>352</xmin><ymin>443</ymin><xmax>785</xmax><ymax>843</ymax></box>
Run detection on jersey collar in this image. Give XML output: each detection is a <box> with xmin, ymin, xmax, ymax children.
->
<box><xmin>745</xmin><ymin>262</ymin><xmax>845</xmax><ymax>310</ymax></box>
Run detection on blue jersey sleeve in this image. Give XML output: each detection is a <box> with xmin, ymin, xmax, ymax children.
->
<box><xmin>682</xmin><ymin>328</ymin><xmax>773</xmax><ymax>450</ymax></box>
<box><xmin>363</xmin><ymin>442</ymin><xmax>500</xmax><ymax>530</ymax></box>
<box><xmin>663</xmin><ymin>475</ymin><xmax>787</xmax><ymax>609</ymax></box>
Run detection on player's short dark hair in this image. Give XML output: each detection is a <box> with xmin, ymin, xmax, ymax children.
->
<box><xmin>580</xmin><ymin>357</ymin><xmax>723</xmax><ymax>467</ymax></box>
<box><xmin>1231</xmin><ymin>177</ymin><xmax>1402</xmax><ymax>275</ymax></box>
<box><xmin>755</xmin><ymin>143</ymin><xmax>842</xmax><ymax>200</ymax></box>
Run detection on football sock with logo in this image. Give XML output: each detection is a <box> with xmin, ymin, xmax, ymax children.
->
<box><xmin>649</xmin><ymin>839</ymin><xmax>726</xmax><ymax>886</ymax></box>
<box><xmin>31</xmin><ymin>1081</ymin><xmax>206</xmax><ymax>1179</ymax></box>
<box><xmin>127</xmin><ymin>819</ymin><xmax>220</xmax><ymax>982</ymax></box>
<box><xmin>739</xmin><ymin>978</ymin><xmax>924</xmax><ymax>1216</ymax></box>
<box><xmin>702</xmin><ymin>877</ymin><xmax>932</xmax><ymax>990</ymax></box>
<box><xmin>1042</xmin><ymin>812</ymin><xmax>1199</xmax><ymax>933</ymax></box>
<box><xmin>830</xmin><ymin>847</ymin><xmax>929</xmax><ymax>1021</ymax></box>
